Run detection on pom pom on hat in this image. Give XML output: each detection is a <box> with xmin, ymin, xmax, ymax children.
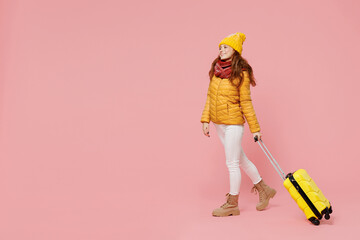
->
<box><xmin>219</xmin><ymin>32</ymin><xmax>246</xmax><ymax>55</ymax></box>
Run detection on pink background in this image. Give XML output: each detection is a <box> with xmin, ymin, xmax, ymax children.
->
<box><xmin>1</xmin><ymin>0</ymin><xmax>360</xmax><ymax>239</ymax></box>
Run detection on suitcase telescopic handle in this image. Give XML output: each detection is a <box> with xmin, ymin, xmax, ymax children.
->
<box><xmin>254</xmin><ymin>136</ymin><xmax>286</xmax><ymax>181</ymax></box>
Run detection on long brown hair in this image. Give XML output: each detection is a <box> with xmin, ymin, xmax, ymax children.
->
<box><xmin>209</xmin><ymin>51</ymin><xmax>256</xmax><ymax>88</ymax></box>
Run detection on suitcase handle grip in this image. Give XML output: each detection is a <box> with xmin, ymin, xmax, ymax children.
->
<box><xmin>255</xmin><ymin>138</ymin><xmax>286</xmax><ymax>181</ymax></box>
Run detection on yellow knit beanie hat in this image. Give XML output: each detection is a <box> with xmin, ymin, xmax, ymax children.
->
<box><xmin>219</xmin><ymin>32</ymin><xmax>246</xmax><ymax>55</ymax></box>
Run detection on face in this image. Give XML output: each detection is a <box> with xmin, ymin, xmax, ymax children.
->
<box><xmin>219</xmin><ymin>44</ymin><xmax>235</xmax><ymax>60</ymax></box>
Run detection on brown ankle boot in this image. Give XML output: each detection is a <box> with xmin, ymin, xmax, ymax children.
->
<box><xmin>212</xmin><ymin>193</ymin><xmax>240</xmax><ymax>217</ymax></box>
<box><xmin>251</xmin><ymin>179</ymin><xmax>276</xmax><ymax>211</ymax></box>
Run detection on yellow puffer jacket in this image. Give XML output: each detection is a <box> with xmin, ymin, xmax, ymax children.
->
<box><xmin>200</xmin><ymin>71</ymin><xmax>260</xmax><ymax>133</ymax></box>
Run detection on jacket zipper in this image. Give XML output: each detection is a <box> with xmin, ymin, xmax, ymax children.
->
<box><xmin>215</xmin><ymin>78</ymin><xmax>222</xmax><ymax>122</ymax></box>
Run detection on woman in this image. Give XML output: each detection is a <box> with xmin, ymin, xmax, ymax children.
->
<box><xmin>200</xmin><ymin>32</ymin><xmax>276</xmax><ymax>217</ymax></box>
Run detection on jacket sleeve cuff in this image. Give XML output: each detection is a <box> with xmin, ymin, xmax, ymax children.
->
<box><xmin>249</xmin><ymin>126</ymin><xmax>261</xmax><ymax>133</ymax></box>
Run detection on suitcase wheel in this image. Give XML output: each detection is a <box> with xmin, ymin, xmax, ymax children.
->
<box><xmin>321</xmin><ymin>207</ymin><xmax>332</xmax><ymax>220</ymax></box>
<box><xmin>309</xmin><ymin>217</ymin><xmax>320</xmax><ymax>226</ymax></box>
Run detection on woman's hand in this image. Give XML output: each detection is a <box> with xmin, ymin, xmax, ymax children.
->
<box><xmin>253</xmin><ymin>132</ymin><xmax>262</xmax><ymax>141</ymax></box>
<box><xmin>202</xmin><ymin>122</ymin><xmax>210</xmax><ymax>137</ymax></box>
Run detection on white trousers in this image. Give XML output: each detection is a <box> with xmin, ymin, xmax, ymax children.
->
<box><xmin>213</xmin><ymin>123</ymin><xmax>262</xmax><ymax>195</ymax></box>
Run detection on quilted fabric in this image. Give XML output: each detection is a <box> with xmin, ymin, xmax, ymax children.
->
<box><xmin>200</xmin><ymin>71</ymin><xmax>260</xmax><ymax>133</ymax></box>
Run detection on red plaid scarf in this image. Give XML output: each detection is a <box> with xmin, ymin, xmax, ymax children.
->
<box><xmin>214</xmin><ymin>59</ymin><xmax>232</xmax><ymax>78</ymax></box>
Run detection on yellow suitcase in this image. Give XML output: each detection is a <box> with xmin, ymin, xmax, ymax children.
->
<box><xmin>255</xmin><ymin>137</ymin><xmax>333</xmax><ymax>225</ymax></box>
